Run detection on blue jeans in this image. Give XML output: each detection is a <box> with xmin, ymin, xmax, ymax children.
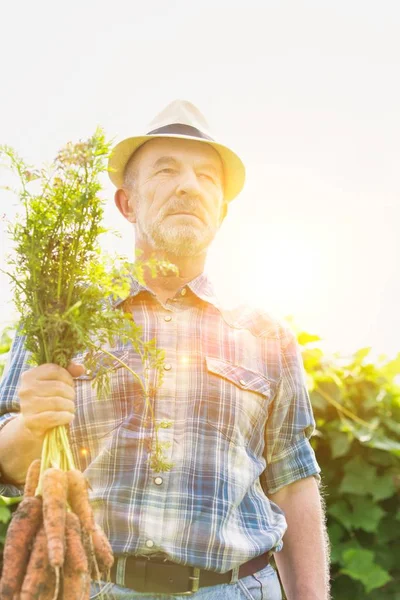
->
<box><xmin>90</xmin><ymin>564</ymin><xmax>282</xmax><ymax>600</ymax></box>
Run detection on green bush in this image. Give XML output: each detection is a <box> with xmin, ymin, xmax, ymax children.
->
<box><xmin>298</xmin><ymin>330</ymin><xmax>400</xmax><ymax>598</ymax></box>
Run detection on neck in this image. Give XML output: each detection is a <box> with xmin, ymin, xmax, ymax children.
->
<box><xmin>135</xmin><ymin>244</ymin><xmax>207</xmax><ymax>302</ymax></box>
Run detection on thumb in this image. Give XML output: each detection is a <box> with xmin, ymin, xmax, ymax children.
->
<box><xmin>67</xmin><ymin>362</ymin><xmax>87</xmax><ymax>378</ymax></box>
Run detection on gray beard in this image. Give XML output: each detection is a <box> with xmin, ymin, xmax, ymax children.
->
<box><xmin>135</xmin><ymin>195</ymin><xmax>217</xmax><ymax>257</ymax></box>
<box><xmin>137</xmin><ymin>217</ymin><xmax>216</xmax><ymax>257</ymax></box>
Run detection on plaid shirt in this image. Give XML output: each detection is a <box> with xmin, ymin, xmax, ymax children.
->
<box><xmin>0</xmin><ymin>273</ymin><xmax>321</xmax><ymax>572</ymax></box>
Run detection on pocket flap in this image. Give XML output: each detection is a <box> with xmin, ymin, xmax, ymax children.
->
<box><xmin>205</xmin><ymin>356</ymin><xmax>271</xmax><ymax>396</ymax></box>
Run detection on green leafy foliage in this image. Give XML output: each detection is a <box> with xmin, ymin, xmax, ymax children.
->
<box><xmin>296</xmin><ymin>327</ymin><xmax>400</xmax><ymax>598</ymax></box>
<box><xmin>148</xmin><ymin>420</ymin><xmax>174</xmax><ymax>472</ymax></box>
<box><xmin>1</xmin><ymin>132</ymin><xmax>145</xmax><ymax>368</ymax></box>
<box><xmin>339</xmin><ymin>548</ymin><xmax>392</xmax><ymax>593</ymax></box>
<box><xmin>0</xmin><ymin>131</ymin><xmax>177</xmax><ymax>478</ymax></box>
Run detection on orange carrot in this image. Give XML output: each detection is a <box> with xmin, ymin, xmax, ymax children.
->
<box><xmin>66</xmin><ymin>470</ymin><xmax>114</xmax><ymax>584</ymax></box>
<box><xmin>92</xmin><ymin>523</ymin><xmax>114</xmax><ymax>574</ymax></box>
<box><xmin>61</xmin><ymin>512</ymin><xmax>90</xmax><ymax>600</ymax></box>
<box><xmin>23</xmin><ymin>460</ymin><xmax>41</xmax><ymax>498</ymax></box>
<box><xmin>19</xmin><ymin>526</ymin><xmax>56</xmax><ymax>600</ymax></box>
<box><xmin>0</xmin><ymin>496</ymin><xmax>42</xmax><ymax>599</ymax></box>
<box><xmin>66</xmin><ymin>470</ymin><xmax>95</xmax><ymax>534</ymax></box>
<box><xmin>64</xmin><ymin>512</ymin><xmax>88</xmax><ymax>574</ymax></box>
<box><xmin>81</xmin><ymin>528</ymin><xmax>94</xmax><ymax>575</ymax></box>
<box><xmin>42</xmin><ymin>467</ymin><xmax>68</xmax><ymax>569</ymax></box>
<box><xmin>61</xmin><ymin>568</ymin><xmax>89</xmax><ymax>600</ymax></box>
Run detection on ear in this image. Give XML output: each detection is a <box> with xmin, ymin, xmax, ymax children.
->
<box><xmin>114</xmin><ymin>188</ymin><xmax>137</xmax><ymax>223</ymax></box>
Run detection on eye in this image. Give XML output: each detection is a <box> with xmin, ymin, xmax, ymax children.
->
<box><xmin>199</xmin><ymin>173</ymin><xmax>216</xmax><ymax>183</ymax></box>
<box><xmin>157</xmin><ymin>168</ymin><xmax>176</xmax><ymax>175</ymax></box>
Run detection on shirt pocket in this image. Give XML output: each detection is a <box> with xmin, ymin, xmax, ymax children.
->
<box><xmin>205</xmin><ymin>356</ymin><xmax>273</xmax><ymax>449</ymax></box>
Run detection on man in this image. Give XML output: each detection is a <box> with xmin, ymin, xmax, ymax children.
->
<box><xmin>0</xmin><ymin>100</ymin><xmax>330</xmax><ymax>599</ymax></box>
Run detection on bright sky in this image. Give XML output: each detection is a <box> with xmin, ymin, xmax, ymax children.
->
<box><xmin>1</xmin><ymin>0</ymin><xmax>399</xmax><ymax>361</ymax></box>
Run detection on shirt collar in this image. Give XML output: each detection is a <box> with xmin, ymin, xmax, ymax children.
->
<box><xmin>186</xmin><ymin>272</ymin><xmax>221</xmax><ymax>309</ymax></box>
<box><xmin>112</xmin><ymin>277</ymin><xmax>148</xmax><ymax>308</ymax></box>
<box><xmin>113</xmin><ymin>271</ymin><xmax>221</xmax><ymax>310</ymax></box>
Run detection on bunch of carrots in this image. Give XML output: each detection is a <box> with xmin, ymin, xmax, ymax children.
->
<box><xmin>0</xmin><ymin>132</ymin><xmax>171</xmax><ymax>599</ymax></box>
<box><xmin>0</xmin><ymin>132</ymin><xmax>119</xmax><ymax>600</ymax></box>
<box><xmin>0</xmin><ymin>460</ymin><xmax>113</xmax><ymax>600</ymax></box>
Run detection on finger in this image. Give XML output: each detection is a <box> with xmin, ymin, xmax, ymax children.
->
<box><xmin>23</xmin><ymin>396</ymin><xmax>75</xmax><ymax>415</ymax></box>
<box><xmin>23</xmin><ymin>363</ymin><xmax>75</xmax><ymax>387</ymax></box>
<box><xmin>20</xmin><ymin>380</ymin><xmax>75</xmax><ymax>402</ymax></box>
<box><xmin>67</xmin><ymin>362</ymin><xmax>86</xmax><ymax>378</ymax></box>
<box><xmin>24</xmin><ymin>411</ymin><xmax>75</xmax><ymax>435</ymax></box>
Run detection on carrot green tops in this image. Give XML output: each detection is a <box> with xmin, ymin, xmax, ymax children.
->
<box><xmin>0</xmin><ymin>273</ymin><xmax>321</xmax><ymax>572</ymax></box>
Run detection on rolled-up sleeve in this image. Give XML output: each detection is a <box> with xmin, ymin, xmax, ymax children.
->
<box><xmin>261</xmin><ymin>329</ymin><xmax>321</xmax><ymax>495</ymax></box>
<box><xmin>0</xmin><ymin>334</ymin><xmax>30</xmax><ymax>495</ymax></box>
<box><xmin>0</xmin><ymin>334</ymin><xmax>29</xmax><ymax>431</ymax></box>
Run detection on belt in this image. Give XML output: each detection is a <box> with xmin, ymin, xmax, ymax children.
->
<box><xmin>110</xmin><ymin>551</ymin><xmax>272</xmax><ymax>595</ymax></box>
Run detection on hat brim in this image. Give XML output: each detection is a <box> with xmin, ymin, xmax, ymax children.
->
<box><xmin>108</xmin><ymin>133</ymin><xmax>245</xmax><ymax>202</ymax></box>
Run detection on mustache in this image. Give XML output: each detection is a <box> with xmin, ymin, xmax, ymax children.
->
<box><xmin>162</xmin><ymin>198</ymin><xmax>206</xmax><ymax>223</ymax></box>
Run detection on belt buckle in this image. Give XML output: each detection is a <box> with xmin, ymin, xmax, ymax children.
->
<box><xmin>170</xmin><ymin>566</ymin><xmax>200</xmax><ymax>596</ymax></box>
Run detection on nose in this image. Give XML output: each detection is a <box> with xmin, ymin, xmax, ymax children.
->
<box><xmin>176</xmin><ymin>168</ymin><xmax>202</xmax><ymax>198</ymax></box>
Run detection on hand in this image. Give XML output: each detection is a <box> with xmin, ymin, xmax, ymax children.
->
<box><xmin>18</xmin><ymin>362</ymin><xmax>86</xmax><ymax>438</ymax></box>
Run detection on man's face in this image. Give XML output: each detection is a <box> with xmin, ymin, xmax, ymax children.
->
<box><xmin>123</xmin><ymin>138</ymin><xmax>226</xmax><ymax>257</ymax></box>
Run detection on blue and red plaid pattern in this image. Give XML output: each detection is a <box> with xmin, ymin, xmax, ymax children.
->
<box><xmin>0</xmin><ymin>273</ymin><xmax>321</xmax><ymax>572</ymax></box>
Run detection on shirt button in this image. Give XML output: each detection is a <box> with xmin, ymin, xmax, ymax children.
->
<box><xmin>180</xmin><ymin>288</ymin><xmax>187</xmax><ymax>296</ymax></box>
<box><xmin>145</xmin><ymin>539</ymin><xmax>154</xmax><ymax>548</ymax></box>
<box><xmin>154</xmin><ymin>477</ymin><xmax>163</xmax><ymax>485</ymax></box>
<box><xmin>164</xmin><ymin>315</ymin><xmax>172</xmax><ymax>322</ymax></box>
<box><xmin>164</xmin><ymin>363</ymin><xmax>172</xmax><ymax>371</ymax></box>
<box><xmin>239</xmin><ymin>379</ymin><xmax>246</xmax><ymax>386</ymax></box>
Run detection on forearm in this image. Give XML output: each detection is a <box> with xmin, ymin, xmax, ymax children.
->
<box><xmin>0</xmin><ymin>414</ymin><xmax>44</xmax><ymax>486</ymax></box>
<box><xmin>269</xmin><ymin>477</ymin><xmax>331</xmax><ymax>600</ymax></box>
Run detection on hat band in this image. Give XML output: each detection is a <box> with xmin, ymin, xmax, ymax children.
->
<box><xmin>146</xmin><ymin>123</ymin><xmax>214</xmax><ymax>141</ymax></box>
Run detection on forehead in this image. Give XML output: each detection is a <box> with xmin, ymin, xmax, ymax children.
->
<box><xmin>129</xmin><ymin>137</ymin><xmax>224</xmax><ymax>174</ymax></box>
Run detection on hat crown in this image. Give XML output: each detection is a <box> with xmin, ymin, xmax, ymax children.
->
<box><xmin>146</xmin><ymin>99</ymin><xmax>214</xmax><ymax>139</ymax></box>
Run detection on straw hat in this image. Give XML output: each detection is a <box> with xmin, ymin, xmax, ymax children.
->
<box><xmin>108</xmin><ymin>100</ymin><xmax>245</xmax><ymax>202</ymax></box>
